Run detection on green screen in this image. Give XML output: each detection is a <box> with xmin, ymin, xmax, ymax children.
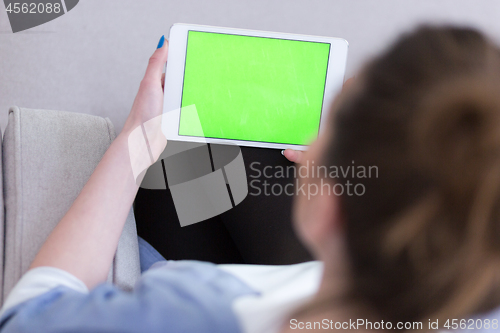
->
<box><xmin>179</xmin><ymin>31</ymin><xmax>330</xmax><ymax>145</ymax></box>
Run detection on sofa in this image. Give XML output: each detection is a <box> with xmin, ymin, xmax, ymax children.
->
<box><xmin>0</xmin><ymin>106</ymin><xmax>141</xmax><ymax>305</ymax></box>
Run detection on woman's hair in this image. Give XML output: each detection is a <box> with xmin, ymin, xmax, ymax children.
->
<box><xmin>328</xmin><ymin>26</ymin><xmax>500</xmax><ymax>324</ymax></box>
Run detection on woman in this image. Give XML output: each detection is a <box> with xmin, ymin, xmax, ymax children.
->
<box><xmin>1</xmin><ymin>26</ymin><xmax>500</xmax><ymax>332</ymax></box>
<box><xmin>288</xmin><ymin>25</ymin><xmax>500</xmax><ymax>329</ymax></box>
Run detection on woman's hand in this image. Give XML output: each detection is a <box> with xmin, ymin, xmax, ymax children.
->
<box><xmin>124</xmin><ymin>37</ymin><xmax>169</xmax><ymax>182</ymax></box>
<box><xmin>283</xmin><ymin>78</ymin><xmax>355</xmax><ymax>163</ymax></box>
<box><xmin>123</xmin><ymin>36</ymin><xmax>169</xmax><ymax>133</ymax></box>
<box><xmin>283</xmin><ymin>149</ymin><xmax>304</xmax><ymax>163</ymax></box>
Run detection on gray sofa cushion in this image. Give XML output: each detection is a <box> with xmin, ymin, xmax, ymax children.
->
<box><xmin>2</xmin><ymin>107</ymin><xmax>140</xmax><ymax>303</ymax></box>
<box><xmin>0</xmin><ymin>127</ymin><xmax>4</xmax><ymax>304</ymax></box>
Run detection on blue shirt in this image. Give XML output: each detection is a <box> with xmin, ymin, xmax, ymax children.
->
<box><xmin>0</xmin><ymin>260</ymin><xmax>257</xmax><ymax>333</ymax></box>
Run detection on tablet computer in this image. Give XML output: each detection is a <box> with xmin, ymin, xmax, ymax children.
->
<box><xmin>162</xmin><ymin>24</ymin><xmax>348</xmax><ymax>151</ymax></box>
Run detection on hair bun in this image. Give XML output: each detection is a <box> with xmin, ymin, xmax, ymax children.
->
<box><xmin>414</xmin><ymin>76</ymin><xmax>500</xmax><ymax>196</ymax></box>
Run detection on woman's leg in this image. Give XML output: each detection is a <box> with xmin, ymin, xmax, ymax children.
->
<box><xmin>134</xmin><ymin>146</ymin><xmax>312</xmax><ymax>265</ymax></box>
<box><xmin>134</xmin><ymin>187</ymin><xmax>244</xmax><ymax>264</ymax></box>
<box><xmin>219</xmin><ymin>147</ymin><xmax>313</xmax><ymax>265</ymax></box>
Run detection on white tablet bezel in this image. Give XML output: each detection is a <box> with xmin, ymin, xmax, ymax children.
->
<box><xmin>162</xmin><ymin>23</ymin><xmax>348</xmax><ymax>151</ymax></box>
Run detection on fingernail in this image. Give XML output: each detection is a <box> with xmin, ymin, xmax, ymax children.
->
<box><xmin>281</xmin><ymin>150</ymin><xmax>285</xmax><ymax>155</ymax></box>
<box><xmin>157</xmin><ymin>35</ymin><xmax>165</xmax><ymax>49</ymax></box>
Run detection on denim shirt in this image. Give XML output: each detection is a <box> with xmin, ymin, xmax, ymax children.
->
<box><xmin>0</xmin><ymin>260</ymin><xmax>257</xmax><ymax>333</ymax></box>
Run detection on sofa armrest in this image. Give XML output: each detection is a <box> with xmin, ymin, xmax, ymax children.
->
<box><xmin>2</xmin><ymin>107</ymin><xmax>140</xmax><ymax>303</ymax></box>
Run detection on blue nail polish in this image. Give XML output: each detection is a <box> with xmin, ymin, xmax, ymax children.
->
<box><xmin>157</xmin><ymin>35</ymin><xmax>165</xmax><ymax>49</ymax></box>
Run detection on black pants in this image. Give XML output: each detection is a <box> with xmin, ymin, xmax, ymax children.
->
<box><xmin>134</xmin><ymin>146</ymin><xmax>312</xmax><ymax>265</ymax></box>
